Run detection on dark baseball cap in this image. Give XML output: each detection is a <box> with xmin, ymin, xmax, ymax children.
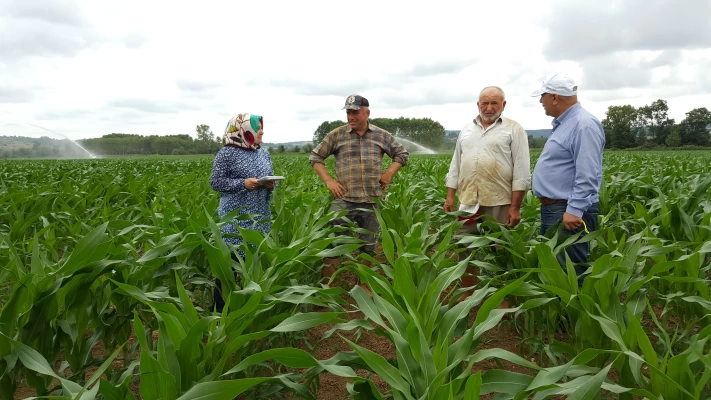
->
<box><xmin>342</xmin><ymin>94</ymin><xmax>369</xmax><ymax>110</ymax></box>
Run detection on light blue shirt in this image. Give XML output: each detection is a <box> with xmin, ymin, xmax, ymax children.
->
<box><xmin>532</xmin><ymin>103</ymin><xmax>605</xmax><ymax>217</ymax></box>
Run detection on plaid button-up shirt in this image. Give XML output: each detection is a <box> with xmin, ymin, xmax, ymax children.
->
<box><xmin>309</xmin><ymin>124</ymin><xmax>409</xmax><ymax>203</ymax></box>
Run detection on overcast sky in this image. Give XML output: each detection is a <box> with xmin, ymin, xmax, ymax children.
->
<box><xmin>1</xmin><ymin>0</ymin><xmax>710</xmax><ymax>143</ymax></box>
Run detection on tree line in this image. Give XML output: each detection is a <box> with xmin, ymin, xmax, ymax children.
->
<box><xmin>601</xmin><ymin>100</ymin><xmax>711</xmax><ymax>149</ymax></box>
<box><xmin>3</xmin><ymin>103</ymin><xmax>709</xmax><ymax>159</ymax></box>
<box><xmin>0</xmin><ymin>125</ymin><xmax>224</xmax><ymax>158</ymax></box>
<box><xmin>80</xmin><ymin>124</ymin><xmax>223</xmax><ymax>155</ymax></box>
<box><xmin>312</xmin><ymin>117</ymin><xmax>446</xmax><ymax>149</ymax></box>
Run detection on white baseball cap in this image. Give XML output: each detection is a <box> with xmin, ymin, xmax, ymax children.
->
<box><xmin>531</xmin><ymin>73</ymin><xmax>578</xmax><ymax>97</ymax></box>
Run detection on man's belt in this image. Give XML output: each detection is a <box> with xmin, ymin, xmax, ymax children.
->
<box><xmin>539</xmin><ymin>197</ymin><xmax>567</xmax><ymax>206</ymax></box>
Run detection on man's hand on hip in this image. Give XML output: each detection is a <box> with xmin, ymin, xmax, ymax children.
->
<box><xmin>563</xmin><ymin>212</ymin><xmax>583</xmax><ymax>231</ymax></box>
<box><xmin>326</xmin><ymin>180</ymin><xmax>346</xmax><ymax>199</ymax></box>
<box><xmin>379</xmin><ymin>171</ymin><xmax>394</xmax><ymax>189</ymax></box>
<box><xmin>506</xmin><ymin>206</ymin><xmax>521</xmax><ymax>227</ymax></box>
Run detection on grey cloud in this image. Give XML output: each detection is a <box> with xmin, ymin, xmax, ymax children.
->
<box><xmin>405</xmin><ymin>58</ymin><xmax>477</xmax><ymax>77</ymax></box>
<box><xmin>248</xmin><ymin>78</ymin><xmax>379</xmax><ymax>97</ymax></box>
<box><xmin>96</xmin><ymin>110</ymin><xmax>150</xmax><ymax>123</ymax></box>
<box><xmin>645</xmin><ymin>49</ymin><xmax>683</xmax><ymax>68</ymax></box>
<box><xmin>176</xmin><ymin>78</ymin><xmax>222</xmax><ymax>93</ymax></box>
<box><xmin>696</xmin><ymin>60</ymin><xmax>711</xmax><ymax>93</ymax></box>
<box><xmin>0</xmin><ymin>0</ymin><xmax>101</xmax><ymax>59</ymax></box>
<box><xmin>35</xmin><ymin>109</ymin><xmax>96</xmax><ymax>121</ymax></box>
<box><xmin>250</xmin><ymin>78</ymin><xmax>476</xmax><ymax>108</ymax></box>
<box><xmin>581</xmin><ymin>54</ymin><xmax>654</xmax><ymax>90</ymax></box>
<box><xmin>1</xmin><ymin>0</ymin><xmax>87</xmax><ymax>26</ymax></box>
<box><xmin>503</xmin><ymin>66</ymin><xmax>545</xmax><ymax>96</ymax></box>
<box><xmin>542</xmin><ymin>0</ymin><xmax>711</xmax><ymax>61</ymax></box>
<box><xmin>105</xmin><ymin>110</ymin><xmax>153</xmax><ymax>122</ymax></box>
<box><xmin>0</xmin><ymin>22</ymin><xmax>98</xmax><ymax>58</ymax></box>
<box><xmin>584</xmin><ymin>85</ymin><xmax>694</xmax><ymax>102</ymax></box>
<box><xmin>379</xmin><ymin>89</ymin><xmax>474</xmax><ymax>108</ymax></box>
<box><xmin>122</xmin><ymin>32</ymin><xmax>148</xmax><ymax>49</ymax></box>
<box><xmin>583</xmin><ymin>72</ymin><xmax>711</xmax><ymax>102</ymax></box>
<box><xmin>32</xmin><ymin>108</ymin><xmax>154</xmax><ymax>128</ymax></box>
<box><xmin>659</xmin><ymin>60</ymin><xmax>711</xmax><ymax>95</ymax></box>
<box><xmin>294</xmin><ymin>108</ymin><xmax>337</xmax><ymax>122</ymax></box>
<box><xmin>107</xmin><ymin>98</ymin><xmax>201</xmax><ymax>114</ymax></box>
<box><xmin>0</xmin><ymin>87</ymin><xmax>35</xmax><ymax>103</ymax></box>
<box><xmin>585</xmin><ymin>56</ymin><xmax>711</xmax><ymax>100</ymax></box>
<box><xmin>702</xmin><ymin>73</ymin><xmax>711</xmax><ymax>93</ymax></box>
<box><xmin>248</xmin><ymin>59</ymin><xmax>478</xmax><ymax>97</ymax></box>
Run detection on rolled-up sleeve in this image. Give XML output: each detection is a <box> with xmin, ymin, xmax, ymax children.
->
<box><xmin>386</xmin><ymin>135</ymin><xmax>409</xmax><ymax>166</ymax></box>
<box><xmin>511</xmin><ymin>124</ymin><xmax>532</xmax><ymax>191</ymax></box>
<box><xmin>567</xmin><ymin>123</ymin><xmax>604</xmax><ymax>217</ymax></box>
<box><xmin>309</xmin><ymin>131</ymin><xmax>336</xmax><ymax>165</ymax></box>
<box><xmin>210</xmin><ymin>149</ymin><xmax>246</xmax><ymax>193</ymax></box>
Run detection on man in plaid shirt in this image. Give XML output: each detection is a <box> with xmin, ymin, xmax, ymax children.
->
<box><xmin>310</xmin><ymin>95</ymin><xmax>409</xmax><ymax>284</ymax></box>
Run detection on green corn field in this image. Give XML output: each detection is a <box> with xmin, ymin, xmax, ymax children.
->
<box><xmin>1</xmin><ymin>151</ymin><xmax>710</xmax><ymax>400</ymax></box>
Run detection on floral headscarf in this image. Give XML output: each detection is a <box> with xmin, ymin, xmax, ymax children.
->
<box><xmin>224</xmin><ymin>113</ymin><xmax>262</xmax><ymax>150</ymax></box>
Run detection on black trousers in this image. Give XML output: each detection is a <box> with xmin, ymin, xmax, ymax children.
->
<box><xmin>213</xmin><ymin>253</ymin><xmax>241</xmax><ymax>312</ymax></box>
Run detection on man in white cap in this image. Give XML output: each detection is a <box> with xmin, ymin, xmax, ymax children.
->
<box><xmin>531</xmin><ymin>73</ymin><xmax>605</xmax><ymax>286</ymax></box>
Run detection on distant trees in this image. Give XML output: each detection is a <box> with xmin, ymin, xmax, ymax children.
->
<box><xmin>602</xmin><ymin>105</ymin><xmax>640</xmax><ymax>149</ymax></box>
<box><xmin>0</xmin><ymin>124</ymin><xmax>233</xmax><ymax>158</ymax></box>
<box><xmin>78</xmin><ymin>133</ymin><xmax>202</xmax><ymax>156</ymax></box>
<box><xmin>195</xmin><ymin>124</ymin><xmax>222</xmax><ymax>154</ymax></box>
<box><xmin>601</xmin><ymin>100</ymin><xmax>710</xmax><ymax>149</ymax></box>
<box><xmin>636</xmin><ymin>100</ymin><xmax>675</xmax><ymax>145</ymax></box>
<box><xmin>312</xmin><ymin>120</ymin><xmax>346</xmax><ymax>145</ymax></box>
<box><xmin>679</xmin><ymin>107</ymin><xmax>711</xmax><ymax>146</ymax></box>
<box><xmin>665</xmin><ymin>129</ymin><xmax>682</xmax><ymax>147</ymax></box>
<box><xmin>311</xmin><ymin>117</ymin><xmax>446</xmax><ymax>149</ymax></box>
<box><xmin>261</xmin><ymin>142</ymin><xmax>312</xmax><ymax>154</ymax></box>
<box><xmin>527</xmin><ymin>135</ymin><xmax>548</xmax><ymax>148</ymax></box>
<box><xmin>370</xmin><ymin>117</ymin><xmax>445</xmax><ymax>149</ymax></box>
<box><xmin>78</xmin><ymin>125</ymin><xmax>224</xmax><ymax>156</ymax></box>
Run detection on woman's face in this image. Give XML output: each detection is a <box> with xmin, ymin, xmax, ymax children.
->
<box><xmin>255</xmin><ymin>125</ymin><xmax>264</xmax><ymax>144</ymax></box>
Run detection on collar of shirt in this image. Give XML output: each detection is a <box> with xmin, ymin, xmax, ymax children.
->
<box><xmin>552</xmin><ymin>103</ymin><xmax>581</xmax><ymax>131</ymax></box>
<box><xmin>474</xmin><ymin>115</ymin><xmax>504</xmax><ymax>131</ymax></box>
<box><xmin>345</xmin><ymin>124</ymin><xmax>373</xmax><ymax>135</ymax></box>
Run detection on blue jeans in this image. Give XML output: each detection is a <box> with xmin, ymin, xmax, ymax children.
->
<box><xmin>540</xmin><ymin>202</ymin><xmax>599</xmax><ymax>287</ymax></box>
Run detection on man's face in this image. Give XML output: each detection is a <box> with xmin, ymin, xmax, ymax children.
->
<box><xmin>477</xmin><ymin>90</ymin><xmax>506</xmax><ymax>124</ymax></box>
<box><xmin>539</xmin><ymin>93</ymin><xmax>554</xmax><ymax>117</ymax></box>
<box><xmin>346</xmin><ymin>107</ymin><xmax>370</xmax><ymax>130</ymax></box>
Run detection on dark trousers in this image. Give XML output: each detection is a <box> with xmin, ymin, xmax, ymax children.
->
<box><xmin>328</xmin><ymin>199</ymin><xmax>380</xmax><ymax>256</ymax></box>
<box><xmin>213</xmin><ymin>253</ymin><xmax>241</xmax><ymax>312</ymax></box>
<box><xmin>540</xmin><ymin>202</ymin><xmax>599</xmax><ymax>287</ymax></box>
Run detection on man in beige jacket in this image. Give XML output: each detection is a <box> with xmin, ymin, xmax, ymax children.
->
<box><xmin>444</xmin><ymin>86</ymin><xmax>531</xmax><ymax>302</ymax></box>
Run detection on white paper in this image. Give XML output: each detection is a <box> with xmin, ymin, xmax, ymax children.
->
<box><xmin>458</xmin><ymin>203</ymin><xmax>480</xmax><ymax>214</ymax></box>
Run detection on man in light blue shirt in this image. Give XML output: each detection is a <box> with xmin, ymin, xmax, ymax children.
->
<box><xmin>530</xmin><ymin>73</ymin><xmax>605</xmax><ymax>286</ymax></box>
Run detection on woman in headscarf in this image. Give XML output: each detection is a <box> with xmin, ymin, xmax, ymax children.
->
<box><xmin>209</xmin><ymin>113</ymin><xmax>275</xmax><ymax>311</ymax></box>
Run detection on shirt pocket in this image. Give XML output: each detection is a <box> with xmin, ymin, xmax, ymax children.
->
<box><xmin>364</xmin><ymin>142</ymin><xmax>384</xmax><ymax>167</ymax></box>
<box><xmin>488</xmin><ymin>133</ymin><xmax>511</xmax><ymax>155</ymax></box>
